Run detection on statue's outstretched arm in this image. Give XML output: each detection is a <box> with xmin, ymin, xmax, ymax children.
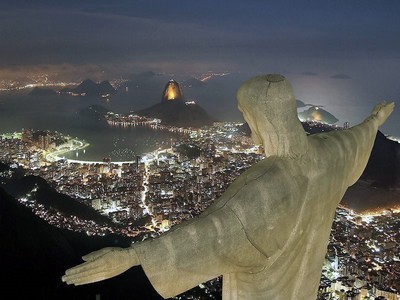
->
<box><xmin>369</xmin><ymin>101</ymin><xmax>395</xmax><ymax>127</ymax></box>
<box><xmin>320</xmin><ymin>101</ymin><xmax>394</xmax><ymax>186</ymax></box>
<box><xmin>62</xmin><ymin>246</ymin><xmax>139</xmax><ymax>285</ymax></box>
<box><xmin>62</xmin><ymin>202</ymin><xmax>266</xmax><ymax>298</ymax></box>
<box><xmin>133</xmin><ymin>205</ymin><xmax>267</xmax><ymax>298</ymax></box>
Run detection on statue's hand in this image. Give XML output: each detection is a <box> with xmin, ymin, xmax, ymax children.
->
<box><xmin>371</xmin><ymin>101</ymin><xmax>395</xmax><ymax>126</ymax></box>
<box><xmin>61</xmin><ymin>246</ymin><xmax>139</xmax><ymax>286</ymax></box>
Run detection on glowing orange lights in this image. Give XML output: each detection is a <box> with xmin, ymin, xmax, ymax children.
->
<box><xmin>164</xmin><ymin>83</ymin><xmax>177</xmax><ymax>100</ymax></box>
<box><xmin>161</xmin><ymin>80</ymin><xmax>183</xmax><ymax>102</ymax></box>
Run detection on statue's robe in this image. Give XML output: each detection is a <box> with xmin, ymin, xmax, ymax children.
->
<box><xmin>135</xmin><ymin>115</ymin><xmax>379</xmax><ymax>299</ymax></box>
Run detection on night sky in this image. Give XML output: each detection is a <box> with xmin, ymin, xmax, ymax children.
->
<box><xmin>1</xmin><ymin>0</ymin><xmax>399</xmax><ymax>134</ymax></box>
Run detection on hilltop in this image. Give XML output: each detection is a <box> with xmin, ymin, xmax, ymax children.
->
<box><xmin>137</xmin><ymin>100</ymin><xmax>216</xmax><ymax>128</ymax></box>
<box><xmin>59</xmin><ymin>79</ymin><xmax>116</xmax><ymax>97</ymax></box>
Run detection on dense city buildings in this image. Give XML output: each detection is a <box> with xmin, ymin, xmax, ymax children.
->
<box><xmin>1</xmin><ymin>121</ymin><xmax>400</xmax><ymax>299</ymax></box>
<box><xmin>319</xmin><ymin>207</ymin><xmax>400</xmax><ymax>299</ymax></box>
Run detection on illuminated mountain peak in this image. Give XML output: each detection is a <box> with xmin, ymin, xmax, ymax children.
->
<box><xmin>161</xmin><ymin>80</ymin><xmax>183</xmax><ymax>102</ymax></box>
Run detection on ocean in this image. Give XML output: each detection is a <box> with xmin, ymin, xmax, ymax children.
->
<box><xmin>0</xmin><ymin>91</ymin><xmax>179</xmax><ymax>161</ymax></box>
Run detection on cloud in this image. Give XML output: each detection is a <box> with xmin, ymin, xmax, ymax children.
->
<box><xmin>301</xmin><ymin>72</ymin><xmax>318</xmax><ymax>76</ymax></box>
<box><xmin>331</xmin><ymin>74</ymin><xmax>351</xmax><ymax>79</ymax></box>
<box><xmin>0</xmin><ymin>63</ymin><xmax>114</xmax><ymax>82</ymax></box>
<box><xmin>0</xmin><ymin>1</ymin><xmax>399</xmax><ymax>83</ymax></box>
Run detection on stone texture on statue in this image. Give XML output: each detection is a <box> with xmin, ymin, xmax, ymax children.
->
<box><xmin>62</xmin><ymin>74</ymin><xmax>394</xmax><ymax>300</ymax></box>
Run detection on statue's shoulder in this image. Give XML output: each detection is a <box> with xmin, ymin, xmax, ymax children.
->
<box><xmin>308</xmin><ymin>129</ymin><xmax>357</xmax><ymax>159</ymax></box>
<box><xmin>209</xmin><ymin>157</ymin><xmax>292</xmax><ymax>207</ymax></box>
<box><xmin>205</xmin><ymin>157</ymin><xmax>307</xmax><ymax>221</ymax></box>
<box><xmin>202</xmin><ymin>158</ymin><xmax>273</xmax><ymax>212</ymax></box>
<box><xmin>229</xmin><ymin>157</ymin><xmax>305</xmax><ymax>203</ymax></box>
<box><xmin>222</xmin><ymin>157</ymin><xmax>308</xmax><ymax>256</ymax></box>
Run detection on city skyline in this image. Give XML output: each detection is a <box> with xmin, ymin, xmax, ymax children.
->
<box><xmin>0</xmin><ymin>1</ymin><xmax>399</xmax><ymax>135</ymax></box>
<box><xmin>0</xmin><ymin>93</ymin><xmax>399</xmax><ymax>295</ymax></box>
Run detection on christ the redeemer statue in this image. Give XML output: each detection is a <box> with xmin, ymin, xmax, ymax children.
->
<box><xmin>62</xmin><ymin>74</ymin><xmax>394</xmax><ymax>299</ymax></box>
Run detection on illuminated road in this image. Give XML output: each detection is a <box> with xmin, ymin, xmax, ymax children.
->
<box><xmin>46</xmin><ymin>136</ymin><xmax>171</xmax><ymax>229</ymax></box>
<box><xmin>141</xmin><ymin>156</ymin><xmax>157</xmax><ymax>228</ymax></box>
<box><xmin>140</xmin><ymin>148</ymin><xmax>173</xmax><ymax>231</ymax></box>
<box><xmin>62</xmin><ymin>159</ymin><xmax>136</xmax><ymax>165</ymax></box>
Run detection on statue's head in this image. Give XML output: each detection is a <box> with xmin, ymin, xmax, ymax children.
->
<box><xmin>237</xmin><ymin>74</ymin><xmax>308</xmax><ymax>158</ymax></box>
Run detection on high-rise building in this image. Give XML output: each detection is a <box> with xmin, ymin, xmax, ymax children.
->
<box><xmin>32</xmin><ymin>131</ymin><xmax>50</xmax><ymax>149</ymax></box>
<box><xmin>135</xmin><ymin>155</ymin><xmax>141</xmax><ymax>171</ymax></box>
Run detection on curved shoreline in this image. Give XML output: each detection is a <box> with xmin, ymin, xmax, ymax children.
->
<box><xmin>45</xmin><ymin>136</ymin><xmax>173</xmax><ymax>165</ymax></box>
<box><xmin>45</xmin><ymin>138</ymin><xmax>94</xmax><ymax>163</ymax></box>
